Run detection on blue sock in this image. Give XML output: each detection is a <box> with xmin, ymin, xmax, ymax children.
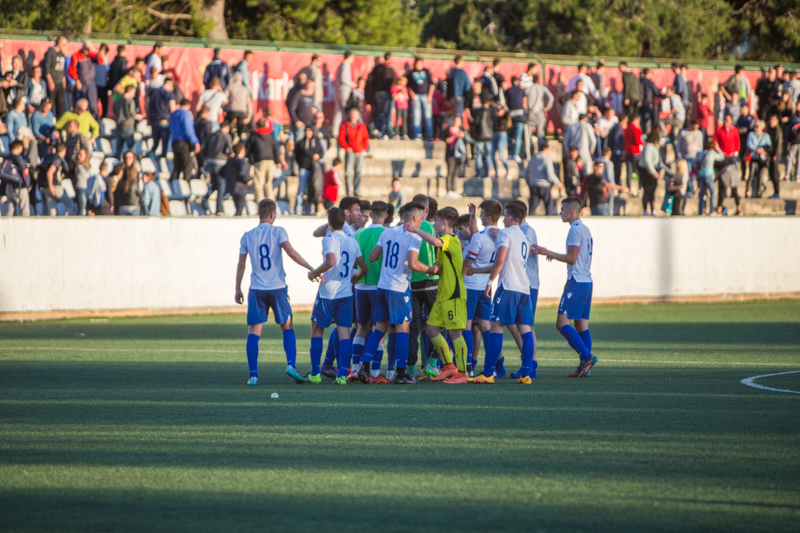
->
<box><xmin>283</xmin><ymin>329</ymin><xmax>297</xmax><ymax>368</ymax></box>
<box><xmin>386</xmin><ymin>341</ymin><xmax>396</xmax><ymax>371</ymax></box>
<box><xmin>387</xmin><ymin>332</ymin><xmax>397</xmax><ymax>367</ymax></box>
<box><xmin>352</xmin><ymin>337</ymin><xmax>365</xmax><ymax>366</ymax></box>
<box><xmin>482</xmin><ymin>333</ymin><xmax>503</xmax><ymax>377</ymax></box>
<box><xmin>246</xmin><ymin>334</ymin><xmax>259</xmax><ymax>378</ymax></box>
<box><xmin>310</xmin><ymin>337</ymin><xmax>323</xmax><ymax>375</ymax></box>
<box><xmin>520</xmin><ymin>331</ymin><xmax>534</xmax><ymax>378</ymax></box>
<box><xmin>463</xmin><ymin>330</ymin><xmax>474</xmax><ymax>364</ymax></box>
<box><xmin>337</xmin><ymin>339</ymin><xmax>352</xmax><ymax>378</ymax></box>
<box><xmin>580</xmin><ymin>329</ymin><xmax>592</xmax><ymax>355</ymax></box>
<box><xmin>373</xmin><ymin>341</ymin><xmax>383</xmax><ymax>372</ymax></box>
<box><xmin>323</xmin><ymin>329</ymin><xmax>338</xmax><ymax>365</ymax></box>
<box><xmin>361</xmin><ymin>329</ymin><xmax>385</xmax><ymax>365</ymax></box>
<box><xmin>560</xmin><ymin>325</ymin><xmax>591</xmax><ymax>362</ymax></box>
<box><xmin>395</xmin><ymin>332</ymin><xmax>410</xmax><ymax>369</ymax></box>
<box><xmin>531</xmin><ymin>360</ymin><xmax>538</xmax><ymax>378</ymax></box>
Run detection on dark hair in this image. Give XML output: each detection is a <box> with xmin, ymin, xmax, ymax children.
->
<box><xmin>221</xmin><ymin>121</ymin><xmax>232</xmax><ymax>129</ymax></box>
<box><xmin>577</xmin><ymin>62</ymin><xmax>586</xmax><ymax>71</ymax></box>
<box><xmin>213</xmin><ymin>47</ymin><xmax>222</xmax><ymax>58</ymax></box>
<box><xmin>435</xmin><ymin>207</ymin><xmax>459</xmax><ymax>229</ymax></box>
<box><xmin>414</xmin><ymin>56</ymin><xmax>423</xmax><ymax>63</ymax></box>
<box><xmin>619</xmin><ymin>61</ymin><xmax>628</xmax><ymax>68</ymax></box>
<box><xmin>527</xmin><ymin>62</ymin><xmax>536</xmax><ymax>71</ymax></box>
<box><xmin>385</xmin><ymin>203</ymin><xmax>395</xmax><ymax>225</ymax></box>
<box><xmin>339</xmin><ymin>196</ymin><xmax>360</xmax><ymax>212</ymax></box>
<box><xmin>646</xmin><ymin>129</ymin><xmax>661</xmax><ymax>144</ymax></box>
<box><xmin>507</xmin><ymin>199</ymin><xmax>528</xmax><ymax>214</ymax></box>
<box><xmin>426</xmin><ymin>197</ymin><xmax>438</xmax><ymax>221</ymax></box>
<box><xmin>234</xmin><ymin>142</ymin><xmax>246</xmax><ymax>154</ymax></box>
<box><xmin>383</xmin><ymin>51</ymin><xmax>392</xmax><ymax>61</ymax></box>
<box><xmin>370</xmin><ymin>200</ymin><xmax>389</xmax><ymax>219</ymax></box>
<box><xmin>671</xmin><ymin>62</ymin><xmax>679</xmax><ymax>69</ymax></box>
<box><xmin>454</xmin><ymin>55</ymin><xmax>463</xmax><ymax>63</ymax></box>
<box><xmin>411</xmin><ymin>193</ymin><xmax>429</xmax><ymax>208</ymax></box>
<box><xmin>456</xmin><ymin>214</ymin><xmax>471</xmax><ymax>228</ymax></box>
<box><xmin>244</xmin><ymin>50</ymin><xmax>253</xmax><ymax>56</ymax></box>
<box><xmin>332</xmin><ymin>157</ymin><xmax>342</xmax><ymax>166</ymax></box>
<box><xmin>642</xmin><ymin>68</ymin><xmax>650</xmax><ymax>76</ymax></box>
<box><xmin>735</xmin><ymin>65</ymin><xmax>744</xmax><ymax>74</ymax></box>
<box><xmin>492</xmin><ymin>57</ymin><xmax>501</xmax><ymax>67</ymax></box>
<box><xmin>680</xmin><ymin>63</ymin><xmax>688</xmax><ymax>69</ymax></box>
<box><xmin>562</xmin><ymin>195</ymin><xmax>581</xmax><ymax>210</ymax></box>
<box><xmin>9</xmin><ymin>140</ymin><xmax>23</xmax><ymax>151</ymax></box>
<box><xmin>359</xmin><ymin>199</ymin><xmax>371</xmax><ymax>212</ymax></box>
<box><xmin>533</xmin><ymin>74</ymin><xmax>540</xmax><ymax>84</ymax></box>
<box><xmin>402</xmin><ymin>201</ymin><xmax>426</xmax><ymax>221</ymax></box>
<box><xmin>510</xmin><ymin>76</ymin><xmax>518</xmax><ymax>84</ymax></box>
<box><xmin>258</xmin><ymin>199</ymin><xmax>277</xmax><ymax>220</ymax></box>
<box><xmin>256</xmin><ymin>117</ymin><xmax>266</xmax><ymax>128</ymax></box>
<box><xmin>344</xmin><ymin>50</ymin><xmax>353</xmax><ymax>60</ymax></box>
<box><xmin>504</xmin><ymin>202</ymin><xmax>526</xmax><ymax>223</ymax></box>
<box><xmin>117</xmin><ymin>44</ymin><xmax>126</xmax><ymax>54</ymax></box>
<box><xmin>479</xmin><ymin>199</ymin><xmax>503</xmax><ymax>222</ymax></box>
<box><xmin>55</xmin><ymin>142</ymin><xmax>67</xmax><ymax>153</ymax></box>
<box><xmin>328</xmin><ymin>207</ymin><xmax>346</xmax><ymax>230</ymax></box>
<box><xmin>180</xmin><ymin>98</ymin><xmax>191</xmax><ymax>107</ymax></box>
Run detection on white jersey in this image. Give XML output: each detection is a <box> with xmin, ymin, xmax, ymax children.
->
<box><xmin>496</xmin><ymin>225</ymin><xmax>532</xmax><ymax>294</ymax></box>
<box><xmin>376</xmin><ymin>224</ymin><xmax>422</xmax><ymax>292</ymax></box>
<box><xmin>520</xmin><ymin>222</ymin><xmax>539</xmax><ymax>290</ymax></box>
<box><xmin>318</xmin><ymin>230</ymin><xmax>362</xmax><ymax>300</ymax></box>
<box><xmin>566</xmin><ymin>220</ymin><xmax>593</xmax><ymax>283</ymax></box>
<box><xmin>465</xmin><ymin>225</ymin><xmax>498</xmax><ymax>291</ymax></box>
<box><xmin>239</xmin><ymin>223</ymin><xmax>290</xmax><ymax>291</ymax></box>
<box><xmin>325</xmin><ymin>221</ymin><xmax>355</xmax><ymax>238</ymax></box>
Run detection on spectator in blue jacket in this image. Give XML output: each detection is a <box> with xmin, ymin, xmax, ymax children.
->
<box><xmin>6</xmin><ymin>98</ymin><xmax>28</xmax><ymax>143</ymax></box>
<box><xmin>31</xmin><ymin>98</ymin><xmax>56</xmax><ymax>156</ymax></box>
<box><xmin>447</xmin><ymin>55</ymin><xmax>471</xmax><ymax>116</ymax></box>
<box><xmin>203</xmin><ymin>48</ymin><xmax>232</xmax><ymax>90</ymax></box>
<box><xmin>168</xmin><ymin>98</ymin><xmax>200</xmax><ymax>181</ymax></box>
<box><xmin>26</xmin><ymin>65</ymin><xmax>48</xmax><ymax>114</ymax></box>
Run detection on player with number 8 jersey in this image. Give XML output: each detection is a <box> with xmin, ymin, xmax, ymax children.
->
<box><xmin>235</xmin><ymin>199</ymin><xmax>316</xmax><ymax>386</ymax></box>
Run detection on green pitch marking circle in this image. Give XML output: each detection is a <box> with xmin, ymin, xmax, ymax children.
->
<box><xmin>740</xmin><ymin>371</ymin><xmax>800</xmax><ymax>395</ymax></box>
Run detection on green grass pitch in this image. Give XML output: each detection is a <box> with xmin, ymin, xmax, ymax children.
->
<box><xmin>1</xmin><ymin>301</ymin><xmax>799</xmax><ymax>532</ymax></box>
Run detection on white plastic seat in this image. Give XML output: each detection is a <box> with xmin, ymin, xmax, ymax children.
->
<box><xmin>103</xmin><ymin>157</ymin><xmax>120</xmax><ymax>170</ymax></box>
<box><xmin>61</xmin><ymin>180</ymin><xmax>76</xmax><ymax>198</ymax></box>
<box><xmin>245</xmin><ymin>200</ymin><xmax>258</xmax><ymax>215</ymax></box>
<box><xmin>101</xmin><ymin>118</ymin><xmax>116</xmax><ymax>137</ymax></box>
<box><xmin>90</xmin><ymin>159</ymin><xmax>101</xmax><ymax>175</ymax></box>
<box><xmin>276</xmin><ymin>200</ymin><xmax>291</xmax><ymax>215</ymax></box>
<box><xmin>174</xmin><ymin>179</ymin><xmax>192</xmax><ymax>199</ymax></box>
<box><xmin>206</xmin><ymin>191</ymin><xmax>217</xmax><ymax>214</ymax></box>
<box><xmin>99</xmin><ymin>138</ymin><xmax>114</xmax><ymax>156</ymax></box>
<box><xmin>187</xmin><ymin>202</ymin><xmax>207</xmax><ymax>216</ymax></box>
<box><xmin>158</xmin><ymin>179</ymin><xmax>173</xmax><ymax>198</ymax></box>
<box><xmin>168</xmin><ymin>200</ymin><xmax>187</xmax><ymax>216</ymax></box>
<box><xmin>222</xmin><ymin>198</ymin><xmax>236</xmax><ymax>216</ymax></box>
<box><xmin>139</xmin><ymin>157</ymin><xmax>157</xmax><ymax>174</ymax></box>
<box><xmin>189</xmin><ymin>179</ymin><xmax>208</xmax><ymax>197</ymax></box>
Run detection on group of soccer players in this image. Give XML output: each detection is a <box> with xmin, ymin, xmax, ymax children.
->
<box><xmin>235</xmin><ymin>192</ymin><xmax>597</xmax><ymax>385</ymax></box>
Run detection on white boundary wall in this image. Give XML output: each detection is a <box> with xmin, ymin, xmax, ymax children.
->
<box><xmin>1</xmin><ymin>217</ymin><xmax>799</xmax><ymax>316</ymax></box>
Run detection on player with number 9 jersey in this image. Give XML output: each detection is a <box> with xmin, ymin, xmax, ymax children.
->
<box><xmin>490</xmin><ymin>224</ymin><xmax>535</xmax><ymax>326</ymax></box>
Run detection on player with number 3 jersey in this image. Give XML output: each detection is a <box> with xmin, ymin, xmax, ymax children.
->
<box><xmin>235</xmin><ymin>199</ymin><xmax>315</xmax><ymax>386</ymax></box>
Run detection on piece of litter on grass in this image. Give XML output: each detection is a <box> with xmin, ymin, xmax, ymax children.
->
<box><xmin>271</xmin><ymin>393</ymin><xmax>279</xmax><ymax>399</ymax></box>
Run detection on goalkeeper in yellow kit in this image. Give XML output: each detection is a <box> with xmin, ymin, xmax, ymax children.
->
<box><xmin>404</xmin><ymin>206</ymin><xmax>469</xmax><ymax>384</ymax></box>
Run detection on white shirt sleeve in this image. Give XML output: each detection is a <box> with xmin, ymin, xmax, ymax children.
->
<box><xmin>321</xmin><ymin>235</ymin><xmax>334</xmax><ymax>257</ymax></box>
<box><xmin>566</xmin><ymin>226</ymin><xmax>580</xmax><ymax>248</ymax></box>
<box><xmin>277</xmin><ymin>227</ymin><xmax>289</xmax><ymax>245</ymax></box>
<box><xmin>408</xmin><ymin>232</ymin><xmax>422</xmax><ymax>252</ymax></box>
<box><xmin>496</xmin><ymin>229</ymin><xmax>510</xmax><ymax>250</ymax></box>
<box><xmin>239</xmin><ymin>234</ymin><xmax>248</xmax><ymax>255</ymax></box>
<box><xmin>466</xmin><ymin>233</ymin><xmax>482</xmax><ymax>260</ymax></box>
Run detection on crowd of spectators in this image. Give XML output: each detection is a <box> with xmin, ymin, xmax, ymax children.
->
<box><xmin>0</xmin><ymin>36</ymin><xmax>797</xmax><ymax>218</ymax></box>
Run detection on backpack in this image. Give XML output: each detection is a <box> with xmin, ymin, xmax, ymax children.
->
<box><xmin>37</xmin><ymin>154</ymin><xmax>62</xmax><ymax>188</ymax></box>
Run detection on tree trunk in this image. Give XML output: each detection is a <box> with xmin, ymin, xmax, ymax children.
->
<box><xmin>199</xmin><ymin>0</ymin><xmax>228</xmax><ymax>40</ymax></box>
<box><xmin>82</xmin><ymin>14</ymin><xmax>93</xmax><ymax>37</ymax></box>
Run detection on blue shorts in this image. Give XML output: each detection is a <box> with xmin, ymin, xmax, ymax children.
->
<box><xmin>374</xmin><ymin>287</ymin><xmax>413</xmax><ymax>325</ymax></box>
<box><xmin>490</xmin><ymin>286</ymin><xmax>534</xmax><ymax>326</ymax></box>
<box><xmin>530</xmin><ymin>288</ymin><xmax>539</xmax><ymax>323</ymax></box>
<box><xmin>558</xmin><ymin>278</ymin><xmax>593</xmax><ymax>320</ymax></box>
<box><xmin>355</xmin><ymin>287</ymin><xmax>377</xmax><ymax>325</ymax></box>
<box><xmin>311</xmin><ymin>296</ymin><xmax>354</xmax><ymax>328</ymax></box>
<box><xmin>247</xmin><ymin>288</ymin><xmax>292</xmax><ymax>326</ymax></box>
<box><xmin>466</xmin><ymin>289</ymin><xmax>493</xmax><ymax>322</ymax></box>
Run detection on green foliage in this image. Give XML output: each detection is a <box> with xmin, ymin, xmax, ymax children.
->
<box><xmin>728</xmin><ymin>0</ymin><xmax>800</xmax><ymax>61</ymax></box>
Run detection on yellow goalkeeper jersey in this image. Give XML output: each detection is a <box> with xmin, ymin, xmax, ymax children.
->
<box><xmin>436</xmin><ymin>234</ymin><xmax>466</xmax><ymax>303</ymax></box>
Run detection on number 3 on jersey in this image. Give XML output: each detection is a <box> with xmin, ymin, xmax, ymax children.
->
<box><xmin>259</xmin><ymin>244</ymin><xmax>272</xmax><ymax>271</ymax></box>
<box><xmin>340</xmin><ymin>251</ymin><xmax>350</xmax><ymax>278</ymax></box>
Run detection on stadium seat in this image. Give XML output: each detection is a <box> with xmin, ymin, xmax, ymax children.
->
<box><xmin>139</xmin><ymin>157</ymin><xmax>157</xmax><ymax>174</ymax></box>
<box><xmin>136</xmin><ymin>121</ymin><xmax>151</xmax><ymax>136</ymax></box>
<box><xmin>245</xmin><ymin>200</ymin><xmax>258</xmax><ymax>215</ymax></box>
<box><xmin>61</xmin><ymin>180</ymin><xmax>76</xmax><ymax>198</ymax></box>
<box><xmin>189</xmin><ymin>179</ymin><xmax>208</xmax><ymax>197</ymax></box>
<box><xmin>103</xmin><ymin>157</ymin><xmax>119</xmax><ymax>170</ymax></box>
<box><xmin>101</xmin><ymin>118</ymin><xmax>116</xmax><ymax>137</ymax></box>
<box><xmin>98</xmin><ymin>138</ymin><xmax>114</xmax><ymax>156</ymax></box>
<box><xmin>222</xmin><ymin>198</ymin><xmax>236</xmax><ymax>216</ymax></box>
<box><xmin>187</xmin><ymin>201</ymin><xmax>207</xmax><ymax>216</ymax></box>
<box><xmin>168</xmin><ymin>200</ymin><xmax>187</xmax><ymax>216</ymax></box>
<box><xmin>276</xmin><ymin>200</ymin><xmax>291</xmax><ymax>215</ymax></box>
<box><xmin>89</xmin><ymin>158</ymin><xmax>101</xmax><ymax>175</ymax></box>
<box><xmin>173</xmin><ymin>179</ymin><xmax>192</xmax><ymax>200</ymax></box>
<box><xmin>0</xmin><ymin>135</ymin><xmax>8</xmax><ymax>156</ymax></box>
<box><xmin>206</xmin><ymin>191</ymin><xmax>217</xmax><ymax>214</ymax></box>
<box><xmin>35</xmin><ymin>202</ymin><xmax>45</xmax><ymax>216</ymax></box>
<box><xmin>158</xmin><ymin>179</ymin><xmax>173</xmax><ymax>199</ymax></box>
<box><xmin>0</xmin><ymin>202</ymin><xmax>8</xmax><ymax>216</ymax></box>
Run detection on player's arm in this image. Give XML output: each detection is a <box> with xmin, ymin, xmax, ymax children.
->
<box><xmin>485</xmin><ymin>245</ymin><xmax>508</xmax><ymax>297</ymax></box>
<box><xmin>312</xmin><ymin>223</ymin><xmax>329</xmax><ymax>238</ymax></box>
<box><xmin>408</xmin><ymin>250</ymin><xmax>439</xmax><ymax>275</ymax></box>
<box><xmin>351</xmin><ymin>256</ymin><xmax>369</xmax><ymax>283</ymax></box>
<box><xmin>309</xmin><ymin>252</ymin><xmax>335</xmax><ymax>282</ymax></box>
<box><xmin>235</xmin><ymin>253</ymin><xmax>247</xmax><ymax>304</ymax></box>
<box><xmin>467</xmin><ymin>203</ymin><xmax>478</xmax><ymax>240</ymax></box>
<box><xmin>531</xmin><ymin>244</ymin><xmax>579</xmax><ymax>265</ymax></box>
<box><xmin>280</xmin><ymin>241</ymin><xmax>314</xmax><ymax>271</ymax></box>
<box><xmin>368</xmin><ymin>244</ymin><xmax>383</xmax><ymax>264</ymax></box>
<box><xmin>404</xmin><ymin>223</ymin><xmax>443</xmax><ymax>248</ymax></box>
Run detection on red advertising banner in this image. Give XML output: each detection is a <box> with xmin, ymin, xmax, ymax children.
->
<box><xmin>1</xmin><ymin>38</ymin><xmax>757</xmax><ymax>132</ymax></box>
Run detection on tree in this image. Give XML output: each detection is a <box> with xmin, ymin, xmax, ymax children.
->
<box><xmin>727</xmin><ymin>0</ymin><xmax>800</xmax><ymax>61</ymax></box>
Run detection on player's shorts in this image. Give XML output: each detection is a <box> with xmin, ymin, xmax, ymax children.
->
<box><xmin>558</xmin><ymin>278</ymin><xmax>593</xmax><ymax>320</ymax></box>
<box><xmin>466</xmin><ymin>289</ymin><xmax>493</xmax><ymax>322</ymax></box>
<box><xmin>490</xmin><ymin>285</ymin><xmax>534</xmax><ymax>326</ymax></box>
<box><xmin>311</xmin><ymin>296</ymin><xmax>353</xmax><ymax>328</ymax></box>
<box><xmin>374</xmin><ymin>287</ymin><xmax>413</xmax><ymax>325</ymax></box>
<box><xmin>530</xmin><ymin>288</ymin><xmax>539</xmax><ymax>323</ymax></box>
<box><xmin>428</xmin><ymin>298</ymin><xmax>467</xmax><ymax>330</ymax></box>
<box><xmin>355</xmin><ymin>286</ymin><xmax>377</xmax><ymax>325</ymax></box>
<box><xmin>247</xmin><ymin>288</ymin><xmax>292</xmax><ymax>326</ymax></box>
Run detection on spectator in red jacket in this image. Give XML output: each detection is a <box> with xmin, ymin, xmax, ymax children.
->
<box><xmin>323</xmin><ymin>158</ymin><xmax>343</xmax><ymax>209</ymax></box>
<box><xmin>623</xmin><ymin>114</ymin><xmax>645</xmax><ymax>189</ymax></box>
<box><xmin>714</xmin><ymin>114</ymin><xmax>741</xmax><ymax>158</ymax></box>
<box><xmin>68</xmin><ymin>40</ymin><xmax>105</xmax><ymax>118</ymax></box>
<box><xmin>338</xmin><ymin>108</ymin><xmax>369</xmax><ymax>196</ymax></box>
<box><xmin>696</xmin><ymin>93</ymin><xmax>715</xmax><ymax>141</ymax></box>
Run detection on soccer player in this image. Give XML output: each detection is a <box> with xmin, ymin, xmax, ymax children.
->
<box><xmin>405</xmin><ymin>207</ymin><xmax>469</xmax><ymax>383</ymax></box>
<box><xmin>358</xmin><ymin>201</ymin><xmax>439</xmax><ymax>384</ymax></box>
<box><xmin>509</xmin><ymin>199</ymin><xmax>540</xmax><ymax>379</ymax></box>
<box><xmin>462</xmin><ymin>200</ymin><xmax>502</xmax><ymax>376</ymax></box>
<box><xmin>473</xmin><ymin>201</ymin><xmax>536</xmax><ymax>384</ymax></box>
<box><xmin>532</xmin><ymin>196</ymin><xmax>597</xmax><ymax>378</ymax></box>
<box><xmin>352</xmin><ymin>201</ymin><xmax>391</xmax><ymax>384</ymax></box>
<box><xmin>235</xmin><ymin>199</ymin><xmax>316</xmax><ymax>385</ymax></box>
<box><xmin>355</xmin><ymin>198</ymin><xmax>372</xmax><ymax>231</ymax></box>
<box><xmin>306</xmin><ymin>208</ymin><xmax>369</xmax><ymax>385</ymax></box>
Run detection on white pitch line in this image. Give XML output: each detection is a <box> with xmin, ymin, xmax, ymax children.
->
<box><xmin>740</xmin><ymin>371</ymin><xmax>800</xmax><ymax>395</ymax></box>
<box><xmin>0</xmin><ymin>347</ymin><xmax>796</xmax><ymax>366</ymax></box>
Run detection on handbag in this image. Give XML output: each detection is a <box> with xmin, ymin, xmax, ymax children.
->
<box><xmin>0</xmin><ymin>160</ymin><xmax>25</xmax><ymax>187</ymax></box>
<box><xmin>661</xmin><ymin>193</ymin><xmax>674</xmax><ymax>215</ymax></box>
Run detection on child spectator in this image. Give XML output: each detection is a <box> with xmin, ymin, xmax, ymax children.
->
<box><xmin>74</xmin><ymin>147</ymin><xmax>92</xmax><ymax>216</ymax></box>
<box><xmin>323</xmin><ymin>157</ymin><xmax>343</xmax><ymax>210</ymax></box>
<box><xmin>696</xmin><ymin>139</ymin><xmax>724</xmax><ymax>216</ymax></box>
<box><xmin>564</xmin><ymin>146</ymin><xmax>580</xmax><ymax>196</ymax></box>
<box><xmin>4</xmin><ymin>140</ymin><xmax>30</xmax><ymax>217</ymax></box>
<box><xmin>141</xmin><ymin>171</ymin><xmax>162</xmax><ymax>216</ymax></box>
<box><xmin>725</xmin><ymin>93</ymin><xmax>741</xmax><ymax>124</ymax></box>
<box><xmin>664</xmin><ymin>158</ymin><xmax>689</xmax><ymax>216</ymax></box>
<box><xmin>346</xmin><ymin>77</ymin><xmax>366</xmax><ymax>117</ymax></box>
<box><xmin>388</xmin><ymin>177</ymin><xmax>405</xmax><ymax>208</ymax></box>
<box><xmin>392</xmin><ymin>76</ymin><xmax>410</xmax><ymax>139</ymax></box>
<box><xmin>432</xmin><ymin>80</ymin><xmax>448</xmax><ymax>140</ymax></box>
<box><xmin>696</xmin><ymin>93</ymin><xmax>715</xmax><ymax>141</ymax></box>
<box><xmin>86</xmin><ymin>162</ymin><xmax>108</xmax><ymax>216</ymax></box>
